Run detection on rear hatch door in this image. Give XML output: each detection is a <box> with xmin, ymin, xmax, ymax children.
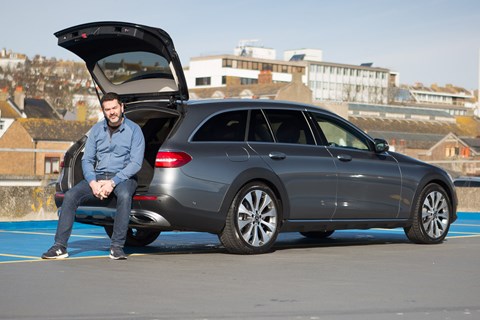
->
<box><xmin>55</xmin><ymin>21</ymin><xmax>189</xmax><ymax>103</ymax></box>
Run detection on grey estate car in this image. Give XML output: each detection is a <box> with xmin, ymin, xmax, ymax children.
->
<box><xmin>54</xmin><ymin>21</ymin><xmax>458</xmax><ymax>254</ymax></box>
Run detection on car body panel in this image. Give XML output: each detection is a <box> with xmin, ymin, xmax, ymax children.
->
<box><xmin>250</xmin><ymin>142</ymin><xmax>337</xmax><ymax>220</ymax></box>
<box><xmin>327</xmin><ymin>147</ymin><xmax>402</xmax><ymax>219</ymax></box>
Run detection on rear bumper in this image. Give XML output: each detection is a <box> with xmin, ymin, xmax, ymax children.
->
<box><xmin>54</xmin><ymin>192</ymin><xmax>226</xmax><ymax>233</ymax></box>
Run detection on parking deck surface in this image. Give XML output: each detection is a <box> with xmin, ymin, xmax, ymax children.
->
<box><xmin>2</xmin><ymin>212</ymin><xmax>480</xmax><ymax>320</ymax></box>
<box><xmin>1</xmin><ymin>212</ymin><xmax>479</xmax><ymax>263</ymax></box>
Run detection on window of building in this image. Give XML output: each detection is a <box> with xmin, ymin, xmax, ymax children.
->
<box><xmin>262</xmin><ymin>63</ymin><xmax>272</xmax><ymax>71</ymax></box>
<box><xmin>195</xmin><ymin>77</ymin><xmax>211</xmax><ymax>86</ymax></box>
<box><xmin>240</xmin><ymin>78</ymin><xmax>258</xmax><ymax>85</ymax></box>
<box><xmin>45</xmin><ymin>157</ymin><xmax>60</xmax><ymax>174</ymax></box>
<box><xmin>222</xmin><ymin>59</ymin><xmax>232</xmax><ymax>68</ymax></box>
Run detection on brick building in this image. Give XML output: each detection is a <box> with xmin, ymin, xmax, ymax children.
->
<box><xmin>0</xmin><ymin>118</ymin><xmax>91</xmax><ymax>176</ymax></box>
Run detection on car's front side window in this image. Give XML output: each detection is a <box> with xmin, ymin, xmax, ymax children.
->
<box><xmin>311</xmin><ymin>113</ymin><xmax>370</xmax><ymax>150</ymax></box>
<box><xmin>192</xmin><ymin>110</ymin><xmax>247</xmax><ymax>142</ymax></box>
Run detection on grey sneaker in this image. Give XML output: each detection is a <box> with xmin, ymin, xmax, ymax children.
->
<box><xmin>42</xmin><ymin>245</ymin><xmax>68</xmax><ymax>259</ymax></box>
<box><xmin>109</xmin><ymin>246</ymin><xmax>127</xmax><ymax>260</ymax></box>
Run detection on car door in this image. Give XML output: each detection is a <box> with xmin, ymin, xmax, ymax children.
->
<box><xmin>310</xmin><ymin>112</ymin><xmax>402</xmax><ymax>219</ymax></box>
<box><xmin>247</xmin><ymin>108</ymin><xmax>337</xmax><ymax>220</ymax></box>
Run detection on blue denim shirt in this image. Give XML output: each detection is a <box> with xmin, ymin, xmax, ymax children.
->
<box><xmin>82</xmin><ymin>116</ymin><xmax>145</xmax><ymax>186</ymax></box>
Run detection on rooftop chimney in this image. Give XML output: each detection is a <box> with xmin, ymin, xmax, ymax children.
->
<box><xmin>14</xmin><ymin>86</ymin><xmax>25</xmax><ymax>110</ymax></box>
<box><xmin>258</xmin><ymin>70</ymin><xmax>273</xmax><ymax>84</ymax></box>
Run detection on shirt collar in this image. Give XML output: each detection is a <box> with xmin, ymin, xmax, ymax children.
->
<box><xmin>103</xmin><ymin>116</ymin><xmax>126</xmax><ymax>132</ymax></box>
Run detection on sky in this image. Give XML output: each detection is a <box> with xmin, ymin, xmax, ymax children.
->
<box><xmin>1</xmin><ymin>0</ymin><xmax>479</xmax><ymax>90</ymax></box>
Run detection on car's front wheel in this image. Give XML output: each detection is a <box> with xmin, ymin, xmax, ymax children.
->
<box><xmin>404</xmin><ymin>183</ymin><xmax>452</xmax><ymax>244</ymax></box>
<box><xmin>104</xmin><ymin>226</ymin><xmax>161</xmax><ymax>247</ymax></box>
<box><xmin>219</xmin><ymin>182</ymin><xmax>281</xmax><ymax>254</ymax></box>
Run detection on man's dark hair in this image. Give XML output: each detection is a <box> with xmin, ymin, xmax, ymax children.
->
<box><xmin>100</xmin><ymin>92</ymin><xmax>121</xmax><ymax>107</ymax></box>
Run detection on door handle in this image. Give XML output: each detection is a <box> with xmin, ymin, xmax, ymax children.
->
<box><xmin>337</xmin><ymin>154</ymin><xmax>352</xmax><ymax>162</ymax></box>
<box><xmin>269</xmin><ymin>152</ymin><xmax>286</xmax><ymax>160</ymax></box>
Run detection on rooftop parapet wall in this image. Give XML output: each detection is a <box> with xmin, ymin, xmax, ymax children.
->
<box><xmin>0</xmin><ymin>186</ymin><xmax>478</xmax><ymax>221</ymax></box>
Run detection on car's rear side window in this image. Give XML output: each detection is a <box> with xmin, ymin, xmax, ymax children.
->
<box><xmin>248</xmin><ymin>110</ymin><xmax>274</xmax><ymax>142</ymax></box>
<box><xmin>263</xmin><ymin>109</ymin><xmax>315</xmax><ymax>145</ymax></box>
<box><xmin>192</xmin><ymin>110</ymin><xmax>247</xmax><ymax>142</ymax></box>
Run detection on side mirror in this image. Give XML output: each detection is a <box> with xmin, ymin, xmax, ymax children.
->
<box><xmin>374</xmin><ymin>138</ymin><xmax>389</xmax><ymax>153</ymax></box>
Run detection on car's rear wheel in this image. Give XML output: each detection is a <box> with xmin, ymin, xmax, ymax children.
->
<box><xmin>300</xmin><ymin>230</ymin><xmax>335</xmax><ymax>239</ymax></box>
<box><xmin>104</xmin><ymin>226</ymin><xmax>161</xmax><ymax>247</ymax></box>
<box><xmin>219</xmin><ymin>182</ymin><xmax>281</xmax><ymax>254</ymax></box>
<box><xmin>404</xmin><ymin>183</ymin><xmax>452</xmax><ymax>244</ymax></box>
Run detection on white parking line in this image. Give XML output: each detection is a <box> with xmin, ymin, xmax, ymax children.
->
<box><xmin>454</xmin><ymin>223</ymin><xmax>480</xmax><ymax>227</ymax></box>
<box><xmin>0</xmin><ymin>230</ymin><xmax>106</xmax><ymax>239</ymax></box>
<box><xmin>448</xmin><ymin>234</ymin><xmax>480</xmax><ymax>239</ymax></box>
<box><xmin>0</xmin><ymin>253</ymin><xmax>41</xmax><ymax>260</ymax></box>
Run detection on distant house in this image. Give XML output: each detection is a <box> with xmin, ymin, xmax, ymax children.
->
<box><xmin>0</xmin><ymin>87</ymin><xmax>61</xmax><ymax>120</ymax></box>
<box><xmin>417</xmin><ymin>133</ymin><xmax>480</xmax><ymax>176</ymax></box>
<box><xmin>23</xmin><ymin>98</ymin><xmax>62</xmax><ymax>119</ymax></box>
<box><xmin>346</xmin><ymin>101</ymin><xmax>480</xmax><ymax>175</ymax></box>
<box><xmin>0</xmin><ymin>118</ymin><xmax>91</xmax><ymax>176</ymax></box>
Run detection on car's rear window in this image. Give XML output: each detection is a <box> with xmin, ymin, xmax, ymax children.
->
<box><xmin>98</xmin><ymin>51</ymin><xmax>173</xmax><ymax>85</ymax></box>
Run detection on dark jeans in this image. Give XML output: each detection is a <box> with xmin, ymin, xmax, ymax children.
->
<box><xmin>54</xmin><ymin>175</ymin><xmax>137</xmax><ymax>248</ymax></box>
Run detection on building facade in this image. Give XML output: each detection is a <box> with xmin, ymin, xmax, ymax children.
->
<box><xmin>187</xmin><ymin>54</ymin><xmax>305</xmax><ymax>88</ymax></box>
<box><xmin>185</xmin><ymin>45</ymin><xmax>394</xmax><ymax>105</ymax></box>
<box><xmin>306</xmin><ymin>62</ymin><xmax>391</xmax><ymax>104</ymax></box>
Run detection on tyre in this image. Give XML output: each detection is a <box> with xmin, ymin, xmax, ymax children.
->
<box><xmin>300</xmin><ymin>230</ymin><xmax>335</xmax><ymax>239</ymax></box>
<box><xmin>104</xmin><ymin>226</ymin><xmax>161</xmax><ymax>247</ymax></box>
<box><xmin>219</xmin><ymin>182</ymin><xmax>281</xmax><ymax>254</ymax></box>
<box><xmin>404</xmin><ymin>183</ymin><xmax>452</xmax><ymax>244</ymax></box>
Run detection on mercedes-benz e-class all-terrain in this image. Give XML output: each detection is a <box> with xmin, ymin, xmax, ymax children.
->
<box><xmin>54</xmin><ymin>21</ymin><xmax>457</xmax><ymax>254</ymax></box>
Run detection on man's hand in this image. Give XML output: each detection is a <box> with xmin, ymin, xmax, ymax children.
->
<box><xmin>97</xmin><ymin>180</ymin><xmax>115</xmax><ymax>199</ymax></box>
<box><xmin>89</xmin><ymin>180</ymin><xmax>114</xmax><ymax>200</ymax></box>
<box><xmin>89</xmin><ymin>180</ymin><xmax>104</xmax><ymax>199</ymax></box>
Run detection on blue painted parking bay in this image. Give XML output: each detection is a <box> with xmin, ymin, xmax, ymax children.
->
<box><xmin>1</xmin><ymin>212</ymin><xmax>479</xmax><ymax>264</ymax></box>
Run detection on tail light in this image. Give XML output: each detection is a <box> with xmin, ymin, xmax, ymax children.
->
<box><xmin>155</xmin><ymin>151</ymin><xmax>192</xmax><ymax>168</ymax></box>
<box><xmin>133</xmin><ymin>195</ymin><xmax>158</xmax><ymax>201</ymax></box>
